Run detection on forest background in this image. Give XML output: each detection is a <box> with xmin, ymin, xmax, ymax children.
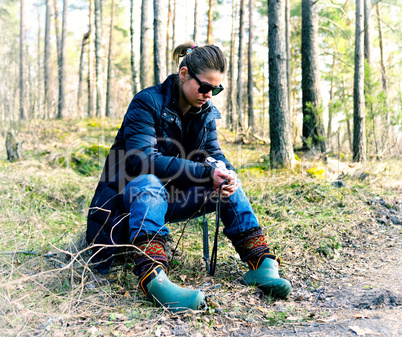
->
<box><xmin>0</xmin><ymin>1</ymin><xmax>402</xmax><ymax>335</ymax></box>
<box><xmin>1</xmin><ymin>0</ymin><xmax>401</xmax><ymax>163</ymax></box>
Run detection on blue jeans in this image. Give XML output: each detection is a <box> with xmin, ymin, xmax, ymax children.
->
<box><xmin>122</xmin><ymin>174</ymin><xmax>259</xmax><ymax>243</ymax></box>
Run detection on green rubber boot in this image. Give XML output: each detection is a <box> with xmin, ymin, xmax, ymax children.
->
<box><xmin>243</xmin><ymin>255</ymin><xmax>292</xmax><ymax>299</ymax></box>
<box><xmin>140</xmin><ymin>266</ymin><xmax>205</xmax><ymax>313</ymax></box>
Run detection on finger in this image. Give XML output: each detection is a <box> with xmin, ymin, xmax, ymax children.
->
<box><xmin>222</xmin><ymin>185</ymin><xmax>237</xmax><ymax>195</ymax></box>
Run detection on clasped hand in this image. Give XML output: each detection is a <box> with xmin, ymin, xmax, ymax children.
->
<box><xmin>212</xmin><ymin>168</ymin><xmax>240</xmax><ymax>197</ymax></box>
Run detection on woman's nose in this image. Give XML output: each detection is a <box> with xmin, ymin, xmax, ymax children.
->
<box><xmin>204</xmin><ymin>90</ymin><xmax>212</xmax><ymax>99</ymax></box>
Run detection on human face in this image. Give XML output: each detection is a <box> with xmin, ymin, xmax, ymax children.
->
<box><xmin>179</xmin><ymin>67</ymin><xmax>224</xmax><ymax>110</ymax></box>
<box><xmin>187</xmin><ymin>68</ymin><xmax>224</xmax><ymax>96</ymax></box>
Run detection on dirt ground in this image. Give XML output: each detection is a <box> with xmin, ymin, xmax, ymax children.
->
<box><xmin>1</xmin><ymin>181</ymin><xmax>401</xmax><ymax>337</ymax></box>
<box><xmin>209</xmin><ymin>198</ymin><xmax>402</xmax><ymax>337</ymax></box>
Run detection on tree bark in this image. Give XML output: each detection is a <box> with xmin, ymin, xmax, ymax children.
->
<box><xmin>301</xmin><ymin>0</ymin><xmax>326</xmax><ymax>152</ymax></box>
<box><xmin>94</xmin><ymin>0</ymin><xmax>102</xmax><ymax>117</ymax></box>
<box><xmin>286</xmin><ymin>0</ymin><xmax>290</xmax><ymax>113</ymax></box>
<box><xmin>154</xmin><ymin>0</ymin><xmax>162</xmax><ymax>85</ymax></box>
<box><xmin>105</xmin><ymin>0</ymin><xmax>115</xmax><ymax>117</ymax></box>
<box><xmin>327</xmin><ymin>54</ymin><xmax>336</xmax><ymax>149</ymax></box>
<box><xmin>88</xmin><ymin>0</ymin><xmax>94</xmax><ymax>117</ymax></box>
<box><xmin>53</xmin><ymin>0</ymin><xmax>61</xmax><ymax>64</ymax></box>
<box><xmin>376</xmin><ymin>4</ymin><xmax>388</xmax><ymax>96</ymax></box>
<box><xmin>207</xmin><ymin>0</ymin><xmax>213</xmax><ymax>44</ymax></box>
<box><xmin>57</xmin><ymin>0</ymin><xmax>67</xmax><ymax>119</ymax></box>
<box><xmin>36</xmin><ymin>3</ymin><xmax>41</xmax><ymax>120</ymax></box>
<box><xmin>44</xmin><ymin>0</ymin><xmax>51</xmax><ymax>119</ymax></box>
<box><xmin>20</xmin><ymin>0</ymin><xmax>25</xmax><ymax>120</ymax></box>
<box><xmin>140</xmin><ymin>0</ymin><xmax>151</xmax><ymax>89</ymax></box>
<box><xmin>77</xmin><ymin>32</ymin><xmax>89</xmax><ymax>117</ymax></box>
<box><xmin>193</xmin><ymin>0</ymin><xmax>198</xmax><ymax>43</ymax></box>
<box><xmin>268</xmin><ymin>0</ymin><xmax>294</xmax><ymax>169</ymax></box>
<box><xmin>171</xmin><ymin>0</ymin><xmax>176</xmax><ymax>73</ymax></box>
<box><xmin>225</xmin><ymin>0</ymin><xmax>236</xmax><ymax>130</ymax></box>
<box><xmin>364</xmin><ymin>0</ymin><xmax>377</xmax><ymax>154</ymax></box>
<box><xmin>166</xmin><ymin>0</ymin><xmax>172</xmax><ymax>75</ymax></box>
<box><xmin>130</xmin><ymin>0</ymin><xmax>138</xmax><ymax>95</ymax></box>
<box><xmin>376</xmin><ymin>3</ymin><xmax>391</xmax><ymax>152</ymax></box>
<box><xmin>247</xmin><ymin>0</ymin><xmax>254</xmax><ymax>134</ymax></box>
<box><xmin>353</xmin><ymin>0</ymin><xmax>366</xmax><ymax>161</ymax></box>
<box><xmin>236</xmin><ymin>0</ymin><xmax>246</xmax><ymax>131</ymax></box>
<box><xmin>54</xmin><ymin>0</ymin><xmax>62</xmax><ymax>118</ymax></box>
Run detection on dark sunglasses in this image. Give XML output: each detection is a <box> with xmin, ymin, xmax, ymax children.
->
<box><xmin>187</xmin><ymin>68</ymin><xmax>224</xmax><ymax>96</ymax></box>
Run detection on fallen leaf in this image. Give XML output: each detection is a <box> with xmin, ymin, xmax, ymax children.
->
<box><xmin>117</xmin><ymin>325</ymin><xmax>129</xmax><ymax>332</ymax></box>
<box><xmin>114</xmin><ymin>313</ymin><xmax>127</xmax><ymax>321</ymax></box>
<box><xmin>310</xmin><ymin>274</ymin><xmax>320</xmax><ymax>280</ymax></box>
<box><xmin>349</xmin><ymin>325</ymin><xmax>375</xmax><ymax>336</ymax></box>
<box><xmin>89</xmin><ymin>326</ymin><xmax>98</xmax><ymax>335</ymax></box>
<box><xmin>354</xmin><ymin>314</ymin><xmax>369</xmax><ymax>319</ymax></box>
<box><xmin>317</xmin><ymin>318</ymin><xmax>336</xmax><ymax>323</ymax></box>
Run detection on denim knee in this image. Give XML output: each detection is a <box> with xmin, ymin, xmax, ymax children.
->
<box><xmin>123</xmin><ymin>174</ymin><xmax>168</xmax><ymax>210</ymax></box>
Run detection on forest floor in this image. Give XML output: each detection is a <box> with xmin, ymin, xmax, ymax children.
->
<box><xmin>0</xmin><ymin>119</ymin><xmax>401</xmax><ymax>336</ymax></box>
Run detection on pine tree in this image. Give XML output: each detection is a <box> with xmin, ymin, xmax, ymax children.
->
<box><xmin>353</xmin><ymin>0</ymin><xmax>366</xmax><ymax>161</ymax></box>
<box><xmin>268</xmin><ymin>0</ymin><xmax>294</xmax><ymax>168</ymax></box>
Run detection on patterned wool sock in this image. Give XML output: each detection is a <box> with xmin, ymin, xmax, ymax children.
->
<box><xmin>232</xmin><ymin>227</ymin><xmax>279</xmax><ymax>270</ymax></box>
<box><xmin>132</xmin><ymin>234</ymin><xmax>168</xmax><ymax>278</ymax></box>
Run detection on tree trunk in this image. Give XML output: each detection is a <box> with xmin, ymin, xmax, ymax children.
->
<box><xmin>346</xmin><ymin>115</ymin><xmax>352</xmax><ymax>152</ymax></box>
<box><xmin>140</xmin><ymin>0</ymin><xmax>151</xmax><ymax>89</ymax></box>
<box><xmin>225</xmin><ymin>0</ymin><xmax>236</xmax><ymax>130</ymax></box>
<box><xmin>364</xmin><ymin>0</ymin><xmax>377</xmax><ymax>154</ymax></box>
<box><xmin>363</xmin><ymin>0</ymin><xmax>372</xmax><ymax>68</ymax></box>
<box><xmin>53</xmin><ymin>0</ymin><xmax>61</xmax><ymax>65</ymax></box>
<box><xmin>301</xmin><ymin>0</ymin><xmax>326</xmax><ymax>152</ymax></box>
<box><xmin>20</xmin><ymin>0</ymin><xmax>25</xmax><ymax>120</ymax></box>
<box><xmin>327</xmin><ymin>55</ymin><xmax>336</xmax><ymax>149</ymax></box>
<box><xmin>57</xmin><ymin>0</ymin><xmax>67</xmax><ymax>119</ymax></box>
<box><xmin>88</xmin><ymin>0</ymin><xmax>94</xmax><ymax>117</ymax></box>
<box><xmin>236</xmin><ymin>0</ymin><xmax>245</xmax><ymax>131</ymax></box>
<box><xmin>376</xmin><ymin>4</ymin><xmax>388</xmax><ymax>96</ymax></box>
<box><xmin>342</xmin><ymin>76</ymin><xmax>353</xmax><ymax>152</ymax></box>
<box><xmin>154</xmin><ymin>0</ymin><xmax>162</xmax><ymax>85</ymax></box>
<box><xmin>207</xmin><ymin>0</ymin><xmax>213</xmax><ymax>44</ymax></box>
<box><xmin>130</xmin><ymin>0</ymin><xmax>138</xmax><ymax>95</ymax></box>
<box><xmin>77</xmin><ymin>32</ymin><xmax>89</xmax><ymax>117</ymax></box>
<box><xmin>36</xmin><ymin>3</ymin><xmax>41</xmax><ymax>120</ymax></box>
<box><xmin>247</xmin><ymin>0</ymin><xmax>254</xmax><ymax>134</ymax></box>
<box><xmin>105</xmin><ymin>0</ymin><xmax>115</xmax><ymax>117</ymax></box>
<box><xmin>376</xmin><ymin>3</ymin><xmax>390</xmax><ymax>153</ymax></box>
<box><xmin>44</xmin><ymin>0</ymin><xmax>51</xmax><ymax>119</ymax></box>
<box><xmin>268</xmin><ymin>0</ymin><xmax>294</xmax><ymax>169</ymax></box>
<box><xmin>285</xmin><ymin>0</ymin><xmax>290</xmax><ymax>113</ymax></box>
<box><xmin>193</xmin><ymin>0</ymin><xmax>198</xmax><ymax>43</ymax></box>
<box><xmin>94</xmin><ymin>0</ymin><xmax>102</xmax><ymax>117</ymax></box>
<box><xmin>353</xmin><ymin>0</ymin><xmax>366</xmax><ymax>161</ymax></box>
<box><xmin>171</xmin><ymin>0</ymin><xmax>176</xmax><ymax>73</ymax></box>
<box><xmin>54</xmin><ymin>0</ymin><xmax>62</xmax><ymax>118</ymax></box>
<box><xmin>166</xmin><ymin>0</ymin><xmax>172</xmax><ymax>75</ymax></box>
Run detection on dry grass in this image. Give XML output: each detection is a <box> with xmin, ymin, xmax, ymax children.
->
<box><xmin>0</xmin><ymin>119</ymin><xmax>401</xmax><ymax>336</ymax></box>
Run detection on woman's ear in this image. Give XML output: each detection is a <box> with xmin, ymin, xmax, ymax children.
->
<box><xmin>179</xmin><ymin>66</ymin><xmax>189</xmax><ymax>83</ymax></box>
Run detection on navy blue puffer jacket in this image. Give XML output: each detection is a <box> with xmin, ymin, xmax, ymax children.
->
<box><xmin>86</xmin><ymin>74</ymin><xmax>234</xmax><ymax>274</ymax></box>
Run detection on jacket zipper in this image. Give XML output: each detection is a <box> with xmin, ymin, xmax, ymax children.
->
<box><xmin>197</xmin><ymin>126</ymin><xmax>207</xmax><ymax>151</ymax></box>
<box><xmin>164</xmin><ymin>107</ymin><xmax>207</xmax><ymax>152</ymax></box>
<box><xmin>164</xmin><ymin>107</ymin><xmax>181</xmax><ymax>121</ymax></box>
